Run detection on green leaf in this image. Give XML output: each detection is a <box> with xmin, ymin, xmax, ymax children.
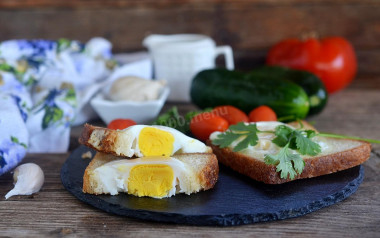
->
<box><xmin>317</xmin><ymin>132</ymin><xmax>380</xmax><ymax>144</ymax></box>
<box><xmin>211</xmin><ymin>122</ymin><xmax>260</xmax><ymax>152</ymax></box>
<box><xmin>272</xmin><ymin>125</ymin><xmax>321</xmax><ymax>156</ymax></box>
<box><xmin>212</xmin><ymin>131</ymin><xmax>241</xmax><ymax>148</ymax></box>
<box><xmin>10</xmin><ymin>136</ymin><xmax>27</xmax><ymax>148</ymax></box>
<box><xmin>229</xmin><ymin>122</ymin><xmax>256</xmax><ymax>133</ymax></box>
<box><xmin>10</xmin><ymin>136</ymin><xmax>19</xmax><ymax>144</ymax></box>
<box><xmin>42</xmin><ymin>105</ymin><xmax>63</xmax><ymax>129</ymax></box>
<box><xmin>292</xmin><ymin>154</ymin><xmax>305</xmax><ymax>174</ymax></box>
<box><xmin>295</xmin><ymin>130</ymin><xmax>321</xmax><ymax>156</ymax></box>
<box><xmin>264</xmin><ymin>145</ymin><xmax>304</xmax><ymax>180</ymax></box>
<box><xmin>57</xmin><ymin>38</ymin><xmax>71</xmax><ymax>52</ymax></box>
<box><xmin>305</xmin><ymin>130</ymin><xmax>317</xmax><ymax>138</ymax></box>
<box><xmin>272</xmin><ymin>125</ymin><xmax>293</xmax><ymax>147</ymax></box>
<box><xmin>263</xmin><ymin>153</ymin><xmax>278</xmax><ymax>165</ymax></box>
<box><xmin>152</xmin><ymin>106</ymin><xmax>211</xmax><ymax>134</ymax></box>
<box><xmin>64</xmin><ymin>88</ymin><xmax>77</xmax><ymax>106</ymax></box>
<box><xmin>152</xmin><ymin>107</ymin><xmax>186</xmax><ymax>133</ymax></box>
<box><xmin>0</xmin><ymin>63</ymin><xmax>14</xmax><ymax>72</ymax></box>
<box><xmin>233</xmin><ymin>133</ymin><xmax>258</xmax><ymax>152</ymax></box>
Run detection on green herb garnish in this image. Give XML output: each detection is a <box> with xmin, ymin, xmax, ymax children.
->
<box><xmin>264</xmin><ymin>125</ymin><xmax>319</xmax><ymax>179</ymax></box>
<box><xmin>212</xmin><ymin>123</ymin><xmax>260</xmax><ymax>152</ymax></box>
<box><xmin>264</xmin><ymin>144</ymin><xmax>304</xmax><ymax>180</ymax></box>
<box><xmin>271</xmin><ymin>125</ymin><xmax>321</xmax><ymax>156</ymax></box>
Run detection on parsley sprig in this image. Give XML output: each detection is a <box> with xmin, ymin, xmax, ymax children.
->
<box><xmin>263</xmin><ymin>125</ymin><xmax>321</xmax><ymax>179</ymax></box>
<box><xmin>264</xmin><ymin>144</ymin><xmax>304</xmax><ymax>180</ymax></box>
<box><xmin>212</xmin><ymin>123</ymin><xmax>260</xmax><ymax>152</ymax></box>
<box><xmin>270</xmin><ymin>125</ymin><xmax>321</xmax><ymax>156</ymax></box>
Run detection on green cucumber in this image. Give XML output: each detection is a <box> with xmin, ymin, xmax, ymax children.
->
<box><xmin>190</xmin><ymin>68</ymin><xmax>310</xmax><ymax>120</ymax></box>
<box><xmin>248</xmin><ymin>66</ymin><xmax>328</xmax><ymax>115</ymax></box>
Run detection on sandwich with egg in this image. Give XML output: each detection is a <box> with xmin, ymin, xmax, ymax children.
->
<box><xmin>209</xmin><ymin>121</ymin><xmax>371</xmax><ymax>184</ymax></box>
<box><xmin>79</xmin><ymin>124</ymin><xmax>218</xmax><ymax>198</ymax></box>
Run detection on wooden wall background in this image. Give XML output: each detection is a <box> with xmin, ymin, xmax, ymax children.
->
<box><xmin>1</xmin><ymin>0</ymin><xmax>380</xmax><ymax>76</ymax></box>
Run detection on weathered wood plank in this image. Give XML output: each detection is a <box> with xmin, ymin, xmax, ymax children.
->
<box><xmin>1</xmin><ymin>0</ymin><xmax>380</xmax><ymax>9</ymax></box>
<box><xmin>1</xmin><ymin>5</ymin><xmax>379</xmax><ymax>49</ymax></box>
<box><xmin>1</xmin><ymin>4</ymin><xmax>379</xmax><ymax>73</ymax></box>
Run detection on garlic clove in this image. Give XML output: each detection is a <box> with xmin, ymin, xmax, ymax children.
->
<box><xmin>5</xmin><ymin>163</ymin><xmax>44</xmax><ymax>199</ymax></box>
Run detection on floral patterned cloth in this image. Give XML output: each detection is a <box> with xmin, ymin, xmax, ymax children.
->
<box><xmin>0</xmin><ymin>37</ymin><xmax>116</xmax><ymax>175</ymax></box>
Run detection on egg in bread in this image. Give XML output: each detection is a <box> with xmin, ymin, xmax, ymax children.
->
<box><xmin>80</xmin><ymin>124</ymin><xmax>211</xmax><ymax>158</ymax></box>
<box><xmin>80</xmin><ymin>124</ymin><xmax>218</xmax><ymax>198</ymax></box>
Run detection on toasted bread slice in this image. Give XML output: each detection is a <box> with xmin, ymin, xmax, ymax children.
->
<box><xmin>83</xmin><ymin>152</ymin><xmax>219</xmax><ymax>197</ymax></box>
<box><xmin>79</xmin><ymin>124</ymin><xmax>212</xmax><ymax>157</ymax></box>
<box><xmin>208</xmin><ymin>121</ymin><xmax>371</xmax><ymax>184</ymax></box>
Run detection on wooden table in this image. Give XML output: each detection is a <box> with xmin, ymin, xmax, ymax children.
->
<box><xmin>1</xmin><ymin>77</ymin><xmax>379</xmax><ymax>237</ymax></box>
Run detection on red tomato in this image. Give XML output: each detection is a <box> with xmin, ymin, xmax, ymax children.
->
<box><xmin>190</xmin><ymin>112</ymin><xmax>229</xmax><ymax>141</ymax></box>
<box><xmin>107</xmin><ymin>119</ymin><xmax>137</xmax><ymax>130</ymax></box>
<box><xmin>266</xmin><ymin>37</ymin><xmax>357</xmax><ymax>94</ymax></box>
<box><xmin>212</xmin><ymin>105</ymin><xmax>249</xmax><ymax>125</ymax></box>
<box><xmin>249</xmin><ymin>106</ymin><xmax>277</xmax><ymax>122</ymax></box>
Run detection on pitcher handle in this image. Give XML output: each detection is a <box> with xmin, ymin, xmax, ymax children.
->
<box><xmin>215</xmin><ymin>46</ymin><xmax>234</xmax><ymax>70</ymax></box>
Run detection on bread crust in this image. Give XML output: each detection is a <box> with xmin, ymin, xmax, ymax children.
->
<box><xmin>78</xmin><ymin>123</ymin><xmax>94</xmax><ymax>147</ymax></box>
<box><xmin>174</xmin><ymin>153</ymin><xmax>219</xmax><ymax>190</ymax></box>
<box><xmin>79</xmin><ymin>124</ymin><xmax>122</xmax><ymax>157</ymax></box>
<box><xmin>83</xmin><ymin>152</ymin><xmax>119</xmax><ymax>193</ymax></box>
<box><xmin>199</xmin><ymin>153</ymin><xmax>219</xmax><ymax>190</ymax></box>
<box><xmin>208</xmin><ymin>139</ymin><xmax>371</xmax><ymax>184</ymax></box>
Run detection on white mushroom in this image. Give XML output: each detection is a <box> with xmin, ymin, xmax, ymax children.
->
<box><xmin>5</xmin><ymin>163</ymin><xmax>44</xmax><ymax>199</ymax></box>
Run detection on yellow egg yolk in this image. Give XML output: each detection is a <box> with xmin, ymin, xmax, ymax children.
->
<box><xmin>138</xmin><ymin>127</ymin><xmax>174</xmax><ymax>156</ymax></box>
<box><xmin>127</xmin><ymin>164</ymin><xmax>174</xmax><ymax>197</ymax></box>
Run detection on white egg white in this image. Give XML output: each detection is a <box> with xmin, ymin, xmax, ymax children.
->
<box><xmin>118</xmin><ymin>125</ymin><xmax>208</xmax><ymax>157</ymax></box>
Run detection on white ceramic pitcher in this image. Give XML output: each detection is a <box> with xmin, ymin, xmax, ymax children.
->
<box><xmin>143</xmin><ymin>34</ymin><xmax>234</xmax><ymax>102</ymax></box>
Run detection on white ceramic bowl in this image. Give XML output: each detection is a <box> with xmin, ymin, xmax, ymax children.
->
<box><xmin>90</xmin><ymin>87</ymin><xmax>170</xmax><ymax>125</ymax></box>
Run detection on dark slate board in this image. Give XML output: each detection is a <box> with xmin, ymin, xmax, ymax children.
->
<box><xmin>61</xmin><ymin>145</ymin><xmax>364</xmax><ymax>226</ymax></box>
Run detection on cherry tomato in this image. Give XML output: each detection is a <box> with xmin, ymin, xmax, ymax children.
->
<box><xmin>212</xmin><ymin>105</ymin><xmax>249</xmax><ymax>125</ymax></box>
<box><xmin>190</xmin><ymin>112</ymin><xmax>229</xmax><ymax>141</ymax></box>
<box><xmin>107</xmin><ymin>119</ymin><xmax>137</xmax><ymax>130</ymax></box>
<box><xmin>266</xmin><ymin>37</ymin><xmax>357</xmax><ymax>94</ymax></box>
<box><xmin>248</xmin><ymin>106</ymin><xmax>277</xmax><ymax>122</ymax></box>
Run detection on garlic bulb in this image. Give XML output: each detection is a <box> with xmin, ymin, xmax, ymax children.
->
<box><xmin>5</xmin><ymin>163</ymin><xmax>44</xmax><ymax>199</ymax></box>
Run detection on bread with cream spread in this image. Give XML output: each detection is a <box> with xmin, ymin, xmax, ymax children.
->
<box><xmin>208</xmin><ymin>121</ymin><xmax>371</xmax><ymax>184</ymax></box>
